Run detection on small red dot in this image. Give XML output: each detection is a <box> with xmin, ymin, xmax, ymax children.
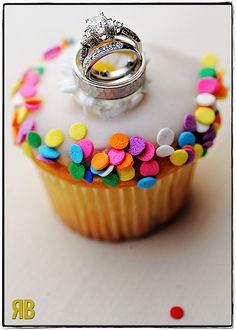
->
<box><xmin>170</xmin><ymin>306</ymin><xmax>184</xmax><ymax>319</ymax></box>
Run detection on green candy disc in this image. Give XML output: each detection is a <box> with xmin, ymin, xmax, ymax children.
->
<box><xmin>36</xmin><ymin>66</ymin><xmax>45</xmax><ymax>75</ymax></box>
<box><xmin>101</xmin><ymin>173</ymin><xmax>119</xmax><ymax>187</ymax></box>
<box><xmin>69</xmin><ymin>163</ymin><xmax>85</xmax><ymax>180</ymax></box>
<box><xmin>199</xmin><ymin>67</ymin><xmax>216</xmax><ymax>78</ymax></box>
<box><xmin>201</xmin><ymin>147</ymin><xmax>208</xmax><ymax>157</ymax></box>
<box><xmin>27</xmin><ymin>131</ymin><xmax>42</xmax><ymax>148</ymax></box>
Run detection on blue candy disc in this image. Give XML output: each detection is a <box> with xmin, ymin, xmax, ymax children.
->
<box><xmin>70</xmin><ymin>144</ymin><xmax>83</xmax><ymax>163</ymax></box>
<box><xmin>90</xmin><ymin>165</ymin><xmax>105</xmax><ymax>175</ymax></box>
<box><xmin>84</xmin><ymin>169</ymin><xmax>93</xmax><ymax>183</ymax></box>
<box><xmin>38</xmin><ymin>145</ymin><xmax>60</xmax><ymax>159</ymax></box>
<box><xmin>178</xmin><ymin>131</ymin><xmax>196</xmax><ymax>147</ymax></box>
<box><xmin>137</xmin><ymin>177</ymin><xmax>157</xmax><ymax>189</ymax></box>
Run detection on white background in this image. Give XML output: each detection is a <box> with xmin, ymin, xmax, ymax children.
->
<box><xmin>4</xmin><ymin>3</ymin><xmax>232</xmax><ymax>326</ymax></box>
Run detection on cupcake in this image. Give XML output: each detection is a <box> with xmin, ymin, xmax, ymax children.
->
<box><xmin>11</xmin><ymin>13</ymin><xmax>227</xmax><ymax>241</ymax></box>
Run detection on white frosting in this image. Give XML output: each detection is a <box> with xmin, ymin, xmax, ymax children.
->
<box><xmin>29</xmin><ymin>43</ymin><xmax>199</xmax><ymax>166</ymax></box>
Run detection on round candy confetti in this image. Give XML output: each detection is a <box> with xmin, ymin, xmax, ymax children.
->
<box><xmin>108</xmin><ymin>148</ymin><xmax>125</xmax><ymax>165</ymax></box>
<box><xmin>45</xmin><ymin>129</ymin><xmax>64</xmax><ymax>148</ymax></box>
<box><xmin>197</xmin><ymin>77</ymin><xmax>219</xmax><ymax>94</ymax></box>
<box><xmin>117</xmin><ymin>167</ymin><xmax>135</xmax><ymax>182</ymax></box>
<box><xmin>178</xmin><ymin>131</ymin><xmax>196</xmax><ymax>147</ymax></box>
<box><xmin>84</xmin><ymin>169</ymin><xmax>93</xmax><ymax>183</ymax></box>
<box><xmin>91</xmin><ymin>152</ymin><xmax>109</xmax><ymax>170</ymax></box>
<box><xmin>138</xmin><ymin>141</ymin><xmax>155</xmax><ymax>161</ymax></box>
<box><xmin>117</xmin><ymin>152</ymin><xmax>134</xmax><ymax>170</ymax></box>
<box><xmin>24</xmin><ymin>71</ymin><xmax>40</xmax><ymax>86</ymax></box>
<box><xmin>90</xmin><ymin>165</ymin><xmax>105</xmax><ymax>175</ymax></box>
<box><xmin>109</xmin><ymin>132</ymin><xmax>129</xmax><ymax>150</ymax></box>
<box><xmin>77</xmin><ymin>139</ymin><xmax>94</xmax><ymax>159</ymax></box>
<box><xmin>128</xmin><ymin>136</ymin><xmax>146</xmax><ymax>156</ymax></box>
<box><xmin>201</xmin><ymin>53</ymin><xmax>218</xmax><ymax>68</ymax></box>
<box><xmin>99</xmin><ymin>165</ymin><xmax>114</xmax><ymax>177</ymax></box>
<box><xmin>170</xmin><ymin>150</ymin><xmax>188</xmax><ymax>166</ymax></box>
<box><xmin>101</xmin><ymin>172</ymin><xmax>119</xmax><ymax>187</ymax></box>
<box><xmin>196</xmin><ymin>121</ymin><xmax>210</xmax><ymax>133</ymax></box>
<box><xmin>19</xmin><ymin>84</ymin><xmax>37</xmax><ymax>98</ymax></box>
<box><xmin>16</xmin><ymin>106</ymin><xmax>28</xmax><ymax>125</ymax></box>
<box><xmin>69</xmin><ymin>163</ymin><xmax>85</xmax><ymax>180</ymax></box>
<box><xmin>137</xmin><ymin>177</ymin><xmax>157</xmax><ymax>189</ymax></box>
<box><xmin>195</xmin><ymin>107</ymin><xmax>215</xmax><ymax>125</ymax></box>
<box><xmin>69</xmin><ymin>122</ymin><xmax>87</xmax><ymax>140</ymax></box>
<box><xmin>196</xmin><ymin>93</ymin><xmax>216</xmax><ymax>106</ymax></box>
<box><xmin>36</xmin><ymin>66</ymin><xmax>44</xmax><ymax>75</ymax></box>
<box><xmin>36</xmin><ymin>154</ymin><xmax>55</xmax><ymax>164</ymax></box>
<box><xmin>23</xmin><ymin>97</ymin><xmax>42</xmax><ymax>110</ymax></box>
<box><xmin>193</xmin><ymin>143</ymin><xmax>203</xmax><ymax>159</ymax></box>
<box><xmin>39</xmin><ymin>145</ymin><xmax>60</xmax><ymax>159</ymax></box>
<box><xmin>21</xmin><ymin>141</ymin><xmax>33</xmax><ymax>158</ymax></box>
<box><xmin>170</xmin><ymin>306</ymin><xmax>184</xmax><ymax>319</ymax></box>
<box><xmin>199</xmin><ymin>67</ymin><xmax>216</xmax><ymax>78</ymax></box>
<box><xmin>183</xmin><ymin>147</ymin><xmax>195</xmax><ymax>165</ymax></box>
<box><xmin>203</xmin><ymin>140</ymin><xmax>213</xmax><ymax>148</ymax></box>
<box><xmin>203</xmin><ymin>129</ymin><xmax>216</xmax><ymax>141</ymax></box>
<box><xmin>156</xmin><ymin>145</ymin><xmax>174</xmax><ymax>158</ymax></box>
<box><xmin>27</xmin><ymin>131</ymin><xmax>42</xmax><ymax>148</ymax></box>
<box><xmin>140</xmin><ymin>160</ymin><xmax>159</xmax><ymax>177</ymax></box>
<box><xmin>70</xmin><ymin>144</ymin><xmax>83</xmax><ymax>163</ymax></box>
<box><xmin>156</xmin><ymin>127</ymin><xmax>175</xmax><ymax>146</ymax></box>
<box><xmin>43</xmin><ymin>45</ymin><xmax>62</xmax><ymax>60</ymax></box>
<box><xmin>202</xmin><ymin>147</ymin><xmax>208</xmax><ymax>157</ymax></box>
<box><xmin>183</xmin><ymin>114</ymin><xmax>196</xmax><ymax>132</ymax></box>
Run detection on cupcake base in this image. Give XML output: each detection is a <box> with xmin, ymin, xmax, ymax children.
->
<box><xmin>37</xmin><ymin>162</ymin><xmax>195</xmax><ymax>241</ymax></box>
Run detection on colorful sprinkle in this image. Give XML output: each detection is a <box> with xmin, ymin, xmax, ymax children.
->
<box><xmin>21</xmin><ymin>141</ymin><xmax>33</xmax><ymax>158</ymax></box>
<box><xmin>183</xmin><ymin>147</ymin><xmax>195</xmax><ymax>165</ymax></box>
<box><xmin>193</xmin><ymin>144</ymin><xmax>204</xmax><ymax>159</ymax></box>
<box><xmin>140</xmin><ymin>160</ymin><xmax>159</xmax><ymax>177</ymax></box>
<box><xmin>70</xmin><ymin>144</ymin><xmax>83</xmax><ymax>163</ymax></box>
<box><xmin>23</xmin><ymin>97</ymin><xmax>42</xmax><ymax>110</ymax></box>
<box><xmin>16</xmin><ymin>106</ymin><xmax>28</xmax><ymax>125</ymax></box>
<box><xmin>203</xmin><ymin>129</ymin><xmax>216</xmax><ymax>141</ymax></box>
<box><xmin>98</xmin><ymin>165</ymin><xmax>114</xmax><ymax>177</ymax></box>
<box><xmin>203</xmin><ymin>140</ymin><xmax>213</xmax><ymax>148</ymax></box>
<box><xmin>24</xmin><ymin>71</ymin><xmax>40</xmax><ymax>86</ymax></box>
<box><xmin>170</xmin><ymin>150</ymin><xmax>188</xmax><ymax>166</ymax></box>
<box><xmin>196</xmin><ymin>93</ymin><xmax>216</xmax><ymax>106</ymax></box>
<box><xmin>196</xmin><ymin>121</ymin><xmax>210</xmax><ymax>133</ymax></box>
<box><xmin>117</xmin><ymin>167</ymin><xmax>135</xmax><ymax>181</ymax></box>
<box><xmin>84</xmin><ymin>169</ymin><xmax>93</xmax><ymax>183</ymax></box>
<box><xmin>183</xmin><ymin>114</ymin><xmax>196</xmax><ymax>132</ymax></box>
<box><xmin>156</xmin><ymin>145</ymin><xmax>174</xmax><ymax>157</ymax></box>
<box><xmin>138</xmin><ymin>141</ymin><xmax>155</xmax><ymax>161</ymax></box>
<box><xmin>137</xmin><ymin>177</ymin><xmax>157</xmax><ymax>189</ymax></box>
<box><xmin>77</xmin><ymin>138</ymin><xmax>94</xmax><ymax>158</ymax></box>
<box><xmin>101</xmin><ymin>172</ymin><xmax>119</xmax><ymax>187</ymax></box>
<box><xmin>109</xmin><ymin>132</ymin><xmax>129</xmax><ymax>150</ymax></box>
<box><xmin>45</xmin><ymin>129</ymin><xmax>64</xmax><ymax>147</ymax></box>
<box><xmin>90</xmin><ymin>165</ymin><xmax>105</xmax><ymax>175</ymax></box>
<box><xmin>199</xmin><ymin>67</ymin><xmax>216</xmax><ymax>78</ymax></box>
<box><xmin>19</xmin><ymin>84</ymin><xmax>37</xmax><ymax>98</ymax></box>
<box><xmin>128</xmin><ymin>136</ymin><xmax>146</xmax><ymax>156</ymax></box>
<box><xmin>27</xmin><ymin>131</ymin><xmax>42</xmax><ymax>148</ymax></box>
<box><xmin>69</xmin><ymin>122</ymin><xmax>87</xmax><ymax>140</ymax></box>
<box><xmin>201</xmin><ymin>53</ymin><xmax>218</xmax><ymax>68</ymax></box>
<box><xmin>170</xmin><ymin>306</ymin><xmax>184</xmax><ymax>319</ymax></box>
<box><xmin>156</xmin><ymin>127</ymin><xmax>175</xmax><ymax>146</ymax></box>
<box><xmin>43</xmin><ymin>45</ymin><xmax>62</xmax><ymax>61</ymax></box>
<box><xmin>202</xmin><ymin>147</ymin><xmax>208</xmax><ymax>157</ymax></box>
<box><xmin>91</xmin><ymin>152</ymin><xmax>109</xmax><ymax>170</ymax></box>
<box><xmin>197</xmin><ymin>77</ymin><xmax>219</xmax><ymax>94</ymax></box>
<box><xmin>117</xmin><ymin>152</ymin><xmax>134</xmax><ymax>170</ymax></box>
<box><xmin>195</xmin><ymin>107</ymin><xmax>216</xmax><ymax>125</ymax></box>
<box><xmin>178</xmin><ymin>131</ymin><xmax>196</xmax><ymax>147</ymax></box>
<box><xmin>36</xmin><ymin>66</ymin><xmax>45</xmax><ymax>75</ymax></box>
<box><xmin>108</xmin><ymin>148</ymin><xmax>125</xmax><ymax>165</ymax></box>
<box><xmin>69</xmin><ymin>163</ymin><xmax>85</xmax><ymax>180</ymax></box>
<box><xmin>39</xmin><ymin>145</ymin><xmax>60</xmax><ymax>159</ymax></box>
<box><xmin>36</xmin><ymin>154</ymin><xmax>55</xmax><ymax>164</ymax></box>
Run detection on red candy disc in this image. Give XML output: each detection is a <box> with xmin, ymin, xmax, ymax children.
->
<box><xmin>170</xmin><ymin>306</ymin><xmax>184</xmax><ymax>319</ymax></box>
<box><xmin>140</xmin><ymin>160</ymin><xmax>159</xmax><ymax>177</ymax></box>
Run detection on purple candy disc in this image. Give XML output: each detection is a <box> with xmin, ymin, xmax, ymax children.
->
<box><xmin>36</xmin><ymin>154</ymin><xmax>55</xmax><ymax>164</ymax></box>
<box><xmin>183</xmin><ymin>114</ymin><xmax>196</xmax><ymax>132</ymax></box>
<box><xmin>203</xmin><ymin>129</ymin><xmax>217</xmax><ymax>141</ymax></box>
<box><xmin>203</xmin><ymin>140</ymin><xmax>214</xmax><ymax>148</ymax></box>
<box><xmin>184</xmin><ymin>148</ymin><xmax>195</xmax><ymax>165</ymax></box>
<box><xmin>128</xmin><ymin>136</ymin><xmax>146</xmax><ymax>156</ymax></box>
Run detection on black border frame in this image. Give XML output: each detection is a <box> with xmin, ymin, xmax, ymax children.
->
<box><xmin>2</xmin><ymin>2</ymin><xmax>233</xmax><ymax>328</ymax></box>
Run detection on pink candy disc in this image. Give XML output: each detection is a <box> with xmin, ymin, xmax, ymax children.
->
<box><xmin>197</xmin><ymin>77</ymin><xmax>219</xmax><ymax>94</ymax></box>
<box><xmin>77</xmin><ymin>138</ymin><xmax>94</xmax><ymax>159</ymax></box>
<box><xmin>140</xmin><ymin>160</ymin><xmax>160</xmax><ymax>177</ymax></box>
<box><xmin>23</xmin><ymin>102</ymin><xmax>41</xmax><ymax>110</ymax></box>
<box><xmin>19</xmin><ymin>84</ymin><xmax>37</xmax><ymax>98</ymax></box>
<box><xmin>108</xmin><ymin>148</ymin><xmax>126</xmax><ymax>165</ymax></box>
<box><xmin>43</xmin><ymin>45</ymin><xmax>62</xmax><ymax>60</ymax></box>
<box><xmin>24</xmin><ymin>71</ymin><xmax>40</xmax><ymax>86</ymax></box>
<box><xmin>138</xmin><ymin>141</ymin><xmax>155</xmax><ymax>161</ymax></box>
<box><xmin>36</xmin><ymin>154</ymin><xmax>55</xmax><ymax>164</ymax></box>
<box><xmin>16</xmin><ymin>118</ymin><xmax>35</xmax><ymax>144</ymax></box>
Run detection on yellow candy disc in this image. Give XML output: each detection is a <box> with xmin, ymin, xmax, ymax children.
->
<box><xmin>45</xmin><ymin>129</ymin><xmax>64</xmax><ymax>147</ymax></box>
<box><xmin>16</xmin><ymin>106</ymin><xmax>28</xmax><ymax>125</ymax></box>
<box><xmin>10</xmin><ymin>80</ymin><xmax>23</xmax><ymax>97</ymax></box>
<box><xmin>201</xmin><ymin>53</ymin><xmax>218</xmax><ymax>68</ymax></box>
<box><xmin>69</xmin><ymin>123</ymin><xmax>87</xmax><ymax>141</ymax></box>
<box><xmin>117</xmin><ymin>167</ymin><xmax>135</xmax><ymax>181</ymax></box>
<box><xmin>195</xmin><ymin>107</ymin><xmax>215</xmax><ymax>125</ymax></box>
<box><xmin>21</xmin><ymin>141</ymin><xmax>33</xmax><ymax>158</ymax></box>
<box><xmin>193</xmin><ymin>143</ymin><xmax>203</xmax><ymax>159</ymax></box>
<box><xmin>212</xmin><ymin>122</ymin><xmax>220</xmax><ymax>132</ymax></box>
<box><xmin>170</xmin><ymin>150</ymin><xmax>188</xmax><ymax>166</ymax></box>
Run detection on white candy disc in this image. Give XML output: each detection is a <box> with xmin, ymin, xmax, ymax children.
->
<box><xmin>156</xmin><ymin>145</ymin><xmax>174</xmax><ymax>157</ymax></box>
<box><xmin>11</xmin><ymin>93</ymin><xmax>23</xmax><ymax>106</ymax></box>
<box><xmin>98</xmin><ymin>165</ymin><xmax>114</xmax><ymax>177</ymax></box>
<box><xmin>156</xmin><ymin>128</ymin><xmax>175</xmax><ymax>146</ymax></box>
<box><xmin>196</xmin><ymin>93</ymin><xmax>216</xmax><ymax>106</ymax></box>
<box><xmin>196</xmin><ymin>121</ymin><xmax>210</xmax><ymax>133</ymax></box>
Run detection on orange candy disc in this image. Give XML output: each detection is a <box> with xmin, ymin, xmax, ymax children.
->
<box><xmin>109</xmin><ymin>132</ymin><xmax>129</xmax><ymax>150</ymax></box>
<box><xmin>117</xmin><ymin>152</ymin><xmax>134</xmax><ymax>170</ymax></box>
<box><xmin>91</xmin><ymin>152</ymin><xmax>109</xmax><ymax>170</ymax></box>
